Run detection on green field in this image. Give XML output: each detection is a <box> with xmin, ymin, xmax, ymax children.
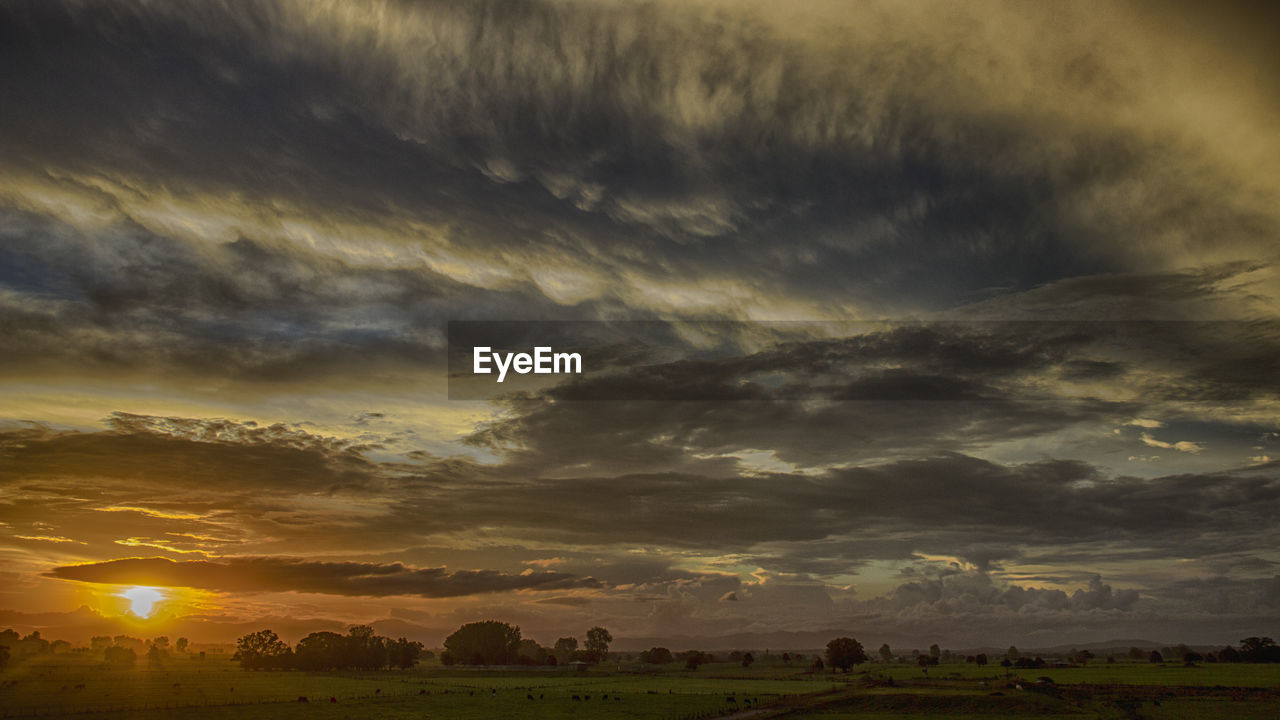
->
<box><xmin>2</xmin><ymin>655</ymin><xmax>1277</xmax><ymax>719</ymax></box>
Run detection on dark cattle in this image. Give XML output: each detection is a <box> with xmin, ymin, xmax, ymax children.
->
<box><xmin>297</xmin><ymin>696</ymin><xmax>308</xmax><ymax>703</ymax></box>
<box><xmin>527</xmin><ymin>694</ymin><xmax>534</xmax><ymax>700</ymax></box>
<box><xmin>572</xmin><ymin>695</ymin><xmax>581</xmax><ymax>701</ymax></box>
<box><xmin>329</xmin><ymin>697</ymin><xmax>337</xmax><ymax>703</ymax></box>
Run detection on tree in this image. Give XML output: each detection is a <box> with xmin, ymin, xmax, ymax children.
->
<box><xmin>347</xmin><ymin>625</ymin><xmax>388</xmax><ymax>670</ymax></box>
<box><xmin>640</xmin><ymin>647</ymin><xmax>673</xmax><ymax>664</ymax></box>
<box><xmin>295</xmin><ymin>631</ymin><xmax>348</xmax><ymax>670</ymax></box>
<box><xmin>388</xmin><ymin>637</ymin><xmax>425</xmax><ymax>669</ymax></box>
<box><xmin>682</xmin><ymin>650</ymin><xmax>710</xmax><ymax>670</ymax></box>
<box><xmin>742</xmin><ymin>651</ymin><xmax>755</xmax><ymax>668</ymax></box>
<box><xmin>0</xmin><ymin>645</ymin><xmax>9</xmax><ymax>671</ymax></box>
<box><xmin>444</xmin><ymin>621</ymin><xmax>521</xmax><ymax>665</ymax></box>
<box><xmin>1149</xmin><ymin>650</ymin><xmax>1163</xmax><ymax>664</ymax></box>
<box><xmin>975</xmin><ymin>653</ymin><xmax>988</xmax><ymax>667</ymax></box>
<box><xmin>929</xmin><ymin>644</ymin><xmax>940</xmax><ymax>660</ymax></box>
<box><xmin>234</xmin><ymin>629</ymin><xmax>292</xmax><ymax>670</ymax></box>
<box><xmin>553</xmin><ymin>636</ymin><xmax>578</xmax><ymax>662</ymax></box>
<box><xmin>1240</xmin><ymin>637</ymin><xmax>1280</xmax><ymax>663</ymax></box>
<box><xmin>585</xmin><ymin>626</ymin><xmax>612</xmax><ymax>663</ymax></box>
<box><xmin>176</xmin><ymin>637</ymin><xmax>189</xmax><ymax>653</ymax></box>
<box><xmin>151</xmin><ymin>636</ymin><xmax>170</xmax><ymax>651</ymax></box>
<box><xmin>147</xmin><ymin>644</ymin><xmax>165</xmax><ymax>668</ymax></box>
<box><xmin>1007</xmin><ymin>646</ymin><xmax>1020</xmax><ymax>662</ymax></box>
<box><xmin>91</xmin><ymin>636</ymin><xmax>112</xmax><ymax>653</ymax></box>
<box><xmin>1075</xmin><ymin>649</ymin><xmax>1094</xmax><ymax>666</ymax></box>
<box><xmin>825</xmin><ymin>637</ymin><xmax>867</xmax><ymax>672</ymax></box>
<box><xmin>104</xmin><ymin>646</ymin><xmax>136</xmax><ymax>666</ymax></box>
<box><xmin>1218</xmin><ymin>646</ymin><xmax>1241</xmax><ymax>663</ymax></box>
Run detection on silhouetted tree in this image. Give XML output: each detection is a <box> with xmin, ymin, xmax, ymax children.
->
<box><xmin>146</xmin><ymin>644</ymin><xmax>165</xmax><ymax>668</ymax></box>
<box><xmin>878</xmin><ymin>643</ymin><xmax>893</xmax><ymax>663</ymax></box>
<box><xmin>975</xmin><ymin>653</ymin><xmax>988</xmax><ymax>667</ymax></box>
<box><xmin>90</xmin><ymin>636</ymin><xmax>111</xmax><ymax>653</ymax></box>
<box><xmin>1007</xmin><ymin>646</ymin><xmax>1020</xmax><ymax>661</ymax></box>
<box><xmin>295</xmin><ymin>631</ymin><xmax>348</xmax><ymax>670</ymax></box>
<box><xmin>825</xmin><ymin>637</ymin><xmax>867</xmax><ymax>672</ymax></box>
<box><xmin>347</xmin><ymin>625</ymin><xmax>388</xmax><ymax>670</ymax></box>
<box><xmin>444</xmin><ymin>621</ymin><xmax>521</xmax><ymax>665</ymax></box>
<box><xmin>742</xmin><ymin>651</ymin><xmax>755</xmax><ymax>668</ymax></box>
<box><xmin>552</xmin><ymin>635</ymin><xmax>578</xmax><ymax>661</ymax></box>
<box><xmin>1149</xmin><ymin>650</ymin><xmax>1163</xmax><ymax>664</ymax></box>
<box><xmin>176</xmin><ymin>637</ymin><xmax>189</xmax><ymax>653</ymax></box>
<box><xmin>585</xmin><ymin>626</ymin><xmax>612</xmax><ymax>664</ymax></box>
<box><xmin>104</xmin><ymin>646</ymin><xmax>136</xmax><ymax>666</ymax></box>
<box><xmin>640</xmin><ymin>647</ymin><xmax>673</xmax><ymax>664</ymax></box>
<box><xmin>234</xmin><ymin>629</ymin><xmax>292</xmax><ymax>670</ymax></box>
<box><xmin>929</xmin><ymin>644</ymin><xmax>940</xmax><ymax>660</ymax></box>
<box><xmin>0</xmin><ymin>645</ymin><xmax>9</xmax><ymax>670</ymax></box>
<box><xmin>1218</xmin><ymin>646</ymin><xmax>1241</xmax><ymax>663</ymax></box>
<box><xmin>388</xmin><ymin>637</ymin><xmax>425</xmax><ymax>669</ymax></box>
<box><xmin>1240</xmin><ymin>637</ymin><xmax>1280</xmax><ymax>663</ymax></box>
<box><xmin>681</xmin><ymin>650</ymin><xmax>710</xmax><ymax>670</ymax></box>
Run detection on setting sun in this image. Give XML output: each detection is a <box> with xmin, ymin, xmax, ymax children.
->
<box><xmin>119</xmin><ymin>586</ymin><xmax>165</xmax><ymax>618</ymax></box>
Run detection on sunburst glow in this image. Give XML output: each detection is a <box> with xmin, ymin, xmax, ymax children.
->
<box><xmin>119</xmin><ymin>586</ymin><xmax>165</xmax><ymax>618</ymax></box>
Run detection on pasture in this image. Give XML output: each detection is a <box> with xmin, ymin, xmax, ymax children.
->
<box><xmin>1</xmin><ymin>654</ymin><xmax>1277</xmax><ymax>719</ymax></box>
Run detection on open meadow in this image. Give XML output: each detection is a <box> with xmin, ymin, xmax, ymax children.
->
<box><xmin>2</xmin><ymin>654</ymin><xmax>1277</xmax><ymax>720</ymax></box>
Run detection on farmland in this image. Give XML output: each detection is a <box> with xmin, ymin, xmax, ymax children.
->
<box><xmin>1</xmin><ymin>654</ymin><xmax>1277</xmax><ymax>719</ymax></box>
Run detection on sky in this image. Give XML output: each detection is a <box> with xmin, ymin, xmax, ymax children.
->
<box><xmin>1</xmin><ymin>0</ymin><xmax>1278</xmax><ymax>651</ymax></box>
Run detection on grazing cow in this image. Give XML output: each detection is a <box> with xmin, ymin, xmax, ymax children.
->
<box><xmin>584</xmin><ymin>695</ymin><xmax>591</xmax><ymax>700</ymax></box>
<box><xmin>727</xmin><ymin>696</ymin><xmax>736</xmax><ymax>704</ymax></box>
<box><xmin>329</xmin><ymin>697</ymin><xmax>338</xmax><ymax>703</ymax></box>
<box><xmin>375</xmin><ymin>688</ymin><xmax>381</xmax><ymax>694</ymax></box>
<box><xmin>527</xmin><ymin>694</ymin><xmax>534</xmax><ymax>700</ymax></box>
<box><xmin>296</xmin><ymin>696</ymin><xmax>308</xmax><ymax>703</ymax></box>
<box><xmin>572</xmin><ymin>695</ymin><xmax>581</xmax><ymax>701</ymax></box>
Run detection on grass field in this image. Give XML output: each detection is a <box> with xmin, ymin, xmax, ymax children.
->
<box><xmin>1</xmin><ymin>654</ymin><xmax>1277</xmax><ymax>719</ymax></box>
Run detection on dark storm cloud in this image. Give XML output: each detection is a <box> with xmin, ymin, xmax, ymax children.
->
<box><xmin>461</xmin><ymin>321</ymin><xmax>1280</xmax><ymax>475</ymax></box>
<box><xmin>0</xmin><ymin>208</ymin><xmax>579</xmax><ymax>382</ymax></box>
<box><xmin>46</xmin><ymin>556</ymin><xmax>598</xmax><ymax>598</ymax></box>
<box><xmin>1</xmin><ymin>0</ymin><xmax>1275</xmax><ymax>342</ymax></box>
<box><xmin>14</xmin><ymin>416</ymin><xmax>1279</xmax><ymax>573</ymax></box>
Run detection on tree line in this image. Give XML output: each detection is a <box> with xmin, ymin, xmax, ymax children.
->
<box><xmin>0</xmin><ymin>629</ymin><xmax>199</xmax><ymax>669</ymax></box>
<box><xmin>440</xmin><ymin>621</ymin><xmax>612</xmax><ymax>666</ymax></box>
<box><xmin>233</xmin><ymin>625</ymin><xmax>425</xmax><ymax>670</ymax></box>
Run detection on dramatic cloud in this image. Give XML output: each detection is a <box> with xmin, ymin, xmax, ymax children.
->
<box><xmin>47</xmin><ymin>556</ymin><xmax>598</xmax><ymax>598</ymax></box>
<box><xmin>2</xmin><ymin>0</ymin><xmax>1278</xmax><ymax>645</ymax></box>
